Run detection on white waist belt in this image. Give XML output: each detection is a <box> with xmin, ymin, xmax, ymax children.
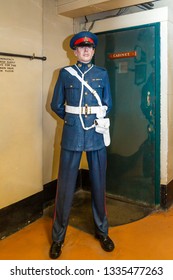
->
<box><xmin>65</xmin><ymin>105</ymin><xmax>100</xmax><ymax>115</ymax></box>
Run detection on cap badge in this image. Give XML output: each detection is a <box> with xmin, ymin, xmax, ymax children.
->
<box><xmin>84</xmin><ymin>37</ymin><xmax>89</xmax><ymax>42</ymax></box>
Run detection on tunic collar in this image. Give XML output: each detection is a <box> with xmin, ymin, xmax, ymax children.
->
<box><xmin>76</xmin><ymin>61</ymin><xmax>92</xmax><ymax>72</ymax></box>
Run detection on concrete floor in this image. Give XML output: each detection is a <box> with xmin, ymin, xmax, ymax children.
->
<box><xmin>1</xmin><ymin>204</ymin><xmax>173</xmax><ymax>260</ymax></box>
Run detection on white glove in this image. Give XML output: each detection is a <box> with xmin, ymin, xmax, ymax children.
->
<box><xmin>103</xmin><ymin>130</ymin><xmax>111</xmax><ymax>147</ymax></box>
<box><xmin>95</xmin><ymin>118</ymin><xmax>111</xmax><ymax>146</ymax></box>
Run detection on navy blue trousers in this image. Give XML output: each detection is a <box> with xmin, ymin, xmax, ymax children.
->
<box><xmin>52</xmin><ymin>147</ymin><xmax>109</xmax><ymax>242</ymax></box>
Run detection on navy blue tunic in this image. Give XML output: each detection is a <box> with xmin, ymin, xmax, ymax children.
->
<box><xmin>51</xmin><ymin>62</ymin><xmax>112</xmax><ymax>151</ymax></box>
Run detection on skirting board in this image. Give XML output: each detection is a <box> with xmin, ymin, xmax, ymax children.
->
<box><xmin>0</xmin><ymin>191</ymin><xmax>43</xmax><ymax>240</ymax></box>
<box><xmin>160</xmin><ymin>180</ymin><xmax>173</xmax><ymax>209</ymax></box>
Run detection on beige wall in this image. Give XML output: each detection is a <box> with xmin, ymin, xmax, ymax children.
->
<box><xmin>0</xmin><ymin>0</ymin><xmax>43</xmax><ymax>208</ymax></box>
<box><xmin>42</xmin><ymin>0</ymin><xmax>89</xmax><ymax>185</ymax></box>
<box><xmin>0</xmin><ymin>0</ymin><xmax>77</xmax><ymax>210</ymax></box>
<box><xmin>42</xmin><ymin>0</ymin><xmax>74</xmax><ymax>184</ymax></box>
<box><xmin>167</xmin><ymin>20</ymin><xmax>173</xmax><ymax>183</ymax></box>
<box><xmin>1</xmin><ymin>0</ymin><xmax>173</xmax><ymax>210</ymax></box>
<box><xmin>154</xmin><ymin>0</ymin><xmax>173</xmax><ymax>184</ymax></box>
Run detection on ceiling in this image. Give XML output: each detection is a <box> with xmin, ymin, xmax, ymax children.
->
<box><xmin>56</xmin><ymin>0</ymin><xmax>158</xmax><ymax>18</ymax></box>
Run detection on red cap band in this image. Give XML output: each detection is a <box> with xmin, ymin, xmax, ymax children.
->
<box><xmin>74</xmin><ymin>37</ymin><xmax>94</xmax><ymax>46</ymax></box>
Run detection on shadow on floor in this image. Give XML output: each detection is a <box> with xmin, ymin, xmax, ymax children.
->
<box><xmin>44</xmin><ymin>190</ymin><xmax>153</xmax><ymax>235</ymax></box>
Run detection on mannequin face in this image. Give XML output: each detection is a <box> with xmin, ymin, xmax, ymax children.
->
<box><xmin>74</xmin><ymin>46</ymin><xmax>95</xmax><ymax>63</ymax></box>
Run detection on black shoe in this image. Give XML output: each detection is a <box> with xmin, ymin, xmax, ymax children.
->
<box><xmin>49</xmin><ymin>241</ymin><xmax>63</xmax><ymax>259</ymax></box>
<box><xmin>95</xmin><ymin>234</ymin><xmax>115</xmax><ymax>252</ymax></box>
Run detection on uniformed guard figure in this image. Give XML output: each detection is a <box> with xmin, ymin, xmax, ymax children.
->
<box><xmin>50</xmin><ymin>30</ymin><xmax>114</xmax><ymax>259</ymax></box>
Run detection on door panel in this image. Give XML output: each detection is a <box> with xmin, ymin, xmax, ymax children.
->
<box><xmin>95</xmin><ymin>24</ymin><xmax>160</xmax><ymax>206</ymax></box>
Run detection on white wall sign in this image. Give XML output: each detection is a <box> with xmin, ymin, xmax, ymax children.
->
<box><xmin>0</xmin><ymin>57</ymin><xmax>16</xmax><ymax>72</ymax></box>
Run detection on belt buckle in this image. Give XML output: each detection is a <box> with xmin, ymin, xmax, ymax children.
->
<box><xmin>84</xmin><ymin>104</ymin><xmax>91</xmax><ymax>116</ymax></box>
<box><xmin>81</xmin><ymin>105</ymin><xmax>91</xmax><ymax>116</ymax></box>
<box><xmin>85</xmin><ymin>104</ymin><xmax>88</xmax><ymax>116</ymax></box>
